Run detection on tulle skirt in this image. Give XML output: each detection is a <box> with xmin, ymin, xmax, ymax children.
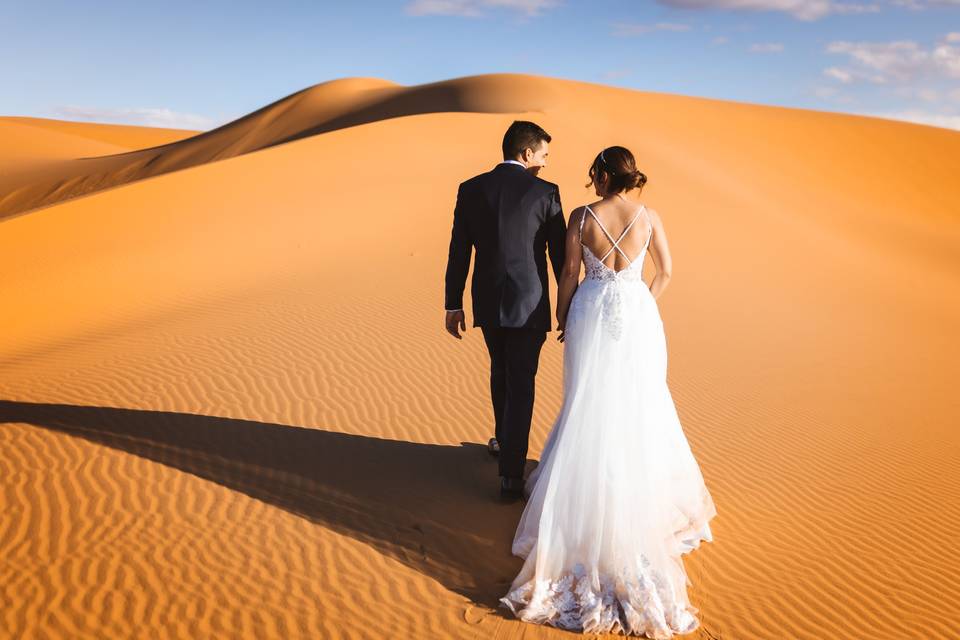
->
<box><xmin>499</xmin><ymin>275</ymin><xmax>717</xmax><ymax>638</ymax></box>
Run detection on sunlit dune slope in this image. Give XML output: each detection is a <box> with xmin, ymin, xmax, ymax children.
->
<box><xmin>0</xmin><ymin>115</ymin><xmax>199</xmax><ymax>153</ymax></box>
<box><xmin>0</xmin><ymin>116</ymin><xmax>197</xmax><ymax>176</ymax></box>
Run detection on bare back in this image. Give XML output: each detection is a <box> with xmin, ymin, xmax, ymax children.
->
<box><xmin>579</xmin><ymin>199</ymin><xmax>653</xmax><ymax>274</ymax></box>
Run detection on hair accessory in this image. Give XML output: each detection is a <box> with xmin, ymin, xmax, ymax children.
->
<box><xmin>600</xmin><ymin>148</ymin><xmax>615</xmax><ymax>175</ymax></box>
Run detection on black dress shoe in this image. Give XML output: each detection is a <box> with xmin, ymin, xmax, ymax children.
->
<box><xmin>500</xmin><ymin>476</ymin><xmax>525</xmax><ymax>502</ymax></box>
<box><xmin>487</xmin><ymin>437</ymin><xmax>500</xmax><ymax>457</ymax></box>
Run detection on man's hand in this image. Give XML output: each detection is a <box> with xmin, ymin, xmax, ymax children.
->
<box><xmin>445</xmin><ymin>310</ymin><xmax>467</xmax><ymax>339</ymax></box>
<box><xmin>556</xmin><ymin>318</ymin><xmax>566</xmax><ymax>343</ymax></box>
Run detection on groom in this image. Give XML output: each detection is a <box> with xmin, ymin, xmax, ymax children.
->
<box><xmin>443</xmin><ymin>120</ymin><xmax>567</xmax><ymax>502</ymax></box>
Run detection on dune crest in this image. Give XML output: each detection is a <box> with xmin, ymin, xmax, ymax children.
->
<box><xmin>0</xmin><ymin>74</ymin><xmax>561</xmax><ymax>220</ymax></box>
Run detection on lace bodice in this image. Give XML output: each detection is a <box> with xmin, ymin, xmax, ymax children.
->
<box><xmin>578</xmin><ymin>204</ymin><xmax>653</xmax><ymax>340</ymax></box>
<box><xmin>582</xmin><ymin>244</ymin><xmax>647</xmax><ymax>283</ymax></box>
<box><xmin>580</xmin><ymin>203</ymin><xmax>652</xmax><ymax>282</ymax></box>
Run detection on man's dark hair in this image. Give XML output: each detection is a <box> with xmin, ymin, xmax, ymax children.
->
<box><xmin>502</xmin><ymin>120</ymin><xmax>551</xmax><ymax>161</ymax></box>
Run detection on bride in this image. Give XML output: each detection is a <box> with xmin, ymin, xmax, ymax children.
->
<box><xmin>498</xmin><ymin>146</ymin><xmax>718</xmax><ymax>638</ymax></box>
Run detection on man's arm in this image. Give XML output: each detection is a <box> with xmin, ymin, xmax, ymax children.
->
<box><xmin>444</xmin><ymin>183</ymin><xmax>472</xmax><ymax>324</ymax></box>
<box><xmin>545</xmin><ymin>186</ymin><xmax>567</xmax><ymax>283</ymax></box>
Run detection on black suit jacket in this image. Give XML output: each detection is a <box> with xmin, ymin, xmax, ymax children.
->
<box><xmin>444</xmin><ymin>162</ymin><xmax>567</xmax><ymax>330</ymax></box>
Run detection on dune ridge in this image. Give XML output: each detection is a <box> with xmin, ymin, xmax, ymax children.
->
<box><xmin>1</xmin><ymin>73</ymin><xmax>959</xmax><ymax>639</ymax></box>
<box><xmin>0</xmin><ymin>75</ymin><xmax>562</xmax><ymax>220</ymax></box>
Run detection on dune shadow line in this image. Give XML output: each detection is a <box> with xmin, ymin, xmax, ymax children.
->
<box><xmin>0</xmin><ymin>399</ymin><xmax>535</xmax><ymax>608</ymax></box>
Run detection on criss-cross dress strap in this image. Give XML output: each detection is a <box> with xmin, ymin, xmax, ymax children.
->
<box><xmin>640</xmin><ymin>206</ymin><xmax>653</xmax><ymax>253</ymax></box>
<box><xmin>584</xmin><ymin>204</ymin><xmax>645</xmax><ymax>263</ymax></box>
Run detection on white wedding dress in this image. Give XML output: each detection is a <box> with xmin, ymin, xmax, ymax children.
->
<box><xmin>499</xmin><ymin>203</ymin><xmax>717</xmax><ymax>638</ymax></box>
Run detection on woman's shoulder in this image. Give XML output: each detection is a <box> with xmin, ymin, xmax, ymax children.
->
<box><xmin>573</xmin><ymin>201</ymin><xmax>602</xmax><ymax>216</ymax></box>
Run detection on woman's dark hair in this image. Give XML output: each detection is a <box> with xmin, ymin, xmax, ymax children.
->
<box><xmin>585</xmin><ymin>146</ymin><xmax>647</xmax><ymax>194</ymax></box>
<box><xmin>502</xmin><ymin>120</ymin><xmax>551</xmax><ymax>160</ymax></box>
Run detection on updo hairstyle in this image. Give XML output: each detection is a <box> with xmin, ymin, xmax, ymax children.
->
<box><xmin>585</xmin><ymin>146</ymin><xmax>647</xmax><ymax>194</ymax></box>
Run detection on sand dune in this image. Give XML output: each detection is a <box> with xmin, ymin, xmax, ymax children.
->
<box><xmin>0</xmin><ymin>116</ymin><xmax>198</xmax><ymax>154</ymax></box>
<box><xmin>1</xmin><ymin>73</ymin><xmax>959</xmax><ymax>639</ymax></box>
<box><xmin>0</xmin><ymin>76</ymin><xmax>560</xmax><ymax>221</ymax></box>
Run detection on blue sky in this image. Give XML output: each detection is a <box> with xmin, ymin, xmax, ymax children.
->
<box><xmin>2</xmin><ymin>0</ymin><xmax>959</xmax><ymax>131</ymax></box>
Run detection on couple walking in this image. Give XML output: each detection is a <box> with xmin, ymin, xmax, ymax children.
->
<box><xmin>443</xmin><ymin>120</ymin><xmax>717</xmax><ymax>638</ymax></box>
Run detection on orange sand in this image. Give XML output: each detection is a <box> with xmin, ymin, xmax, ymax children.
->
<box><xmin>1</xmin><ymin>73</ymin><xmax>958</xmax><ymax>639</ymax></box>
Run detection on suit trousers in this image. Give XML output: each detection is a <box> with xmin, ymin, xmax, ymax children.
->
<box><xmin>480</xmin><ymin>326</ymin><xmax>548</xmax><ymax>479</ymax></box>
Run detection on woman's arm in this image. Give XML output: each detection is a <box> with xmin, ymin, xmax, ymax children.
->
<box><xmin>555</xmin><ymin>207</ymin><xmax>585</xmax><ymax>340</ymax></box>
<box><xmin>645</xmin><ymin>207</ymin><xmax>672</xmax><ymax>300</ymax></box>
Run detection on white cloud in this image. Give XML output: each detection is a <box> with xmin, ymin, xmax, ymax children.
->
<box><xmin>749</xmin><ymin>42</ymin><xmax>785</xmax><ymax>52</ymax></box>
<box><xmin>712</xmin><ymin>35</ymin><xmax>730</xmax><ymax>44</ymax></box>
<box><xmin>862</xmin><ymin>108</ymin><xmax>960</xmax><ymax>130</ymax></box>
<box><xmin>612</xmin><ymin>21</ymin><xmax>693</xmax><ymax>36</ymax></box>
<box><xmin>654</xmin><ymin>0</ymin><xmax>880</xmax><ymax>21</ymax></box>
<box><xmin>404</xmin><ymin>0</ymin><xmax>559</xmax><ymax>17</ymax></box>
<box><xmin>817</xmin><ymin>33</ymin><xmax>960</xmax><ymax>129</ymax></box>
<box><xmin>811</xmin><ymin>84</ymin><xmax>858</xmax><ymax>103</ymax></box>
<box><xmin>896</xmin><ymin>86</ymin><xmax>942</xmax><ymax>101</ymax></box>
<box><xmin>825</xmin><ymin>35</ymin><xmax>960</xmax><ymax>83</ymax></box>
<box><xmin>832</xmin><ymin>1</ymin><xmax>884</xmax><ymax>12</ymax></box>
<box><xmin>890</xmin><ymin>0</ymin><xmax>960</xmax><ymax>9</ymax></box>
<box><xmin>933</xmin><ymin>38</ymin><xmax>960</xmax><ymax>76</ymax></box>
<box><xmin>653</xmin><ymin>0</ymin><xmax>960</xmax><ymax>18</ymax></box>
<box><xmin>52</xmin><ymin>105</ymin><xmax>220</xmax><ymax>130</ymax></box>
<box><xmin>824</xmin><ymin>66</ymin><xmax>854</xmax><ymax>82</ymax></box>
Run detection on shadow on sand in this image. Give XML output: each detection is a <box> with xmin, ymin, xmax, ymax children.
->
<box><xmin>0</xmin><ymin>399</ymin><xmax>538</xmax><ymax>610</ymax></box>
